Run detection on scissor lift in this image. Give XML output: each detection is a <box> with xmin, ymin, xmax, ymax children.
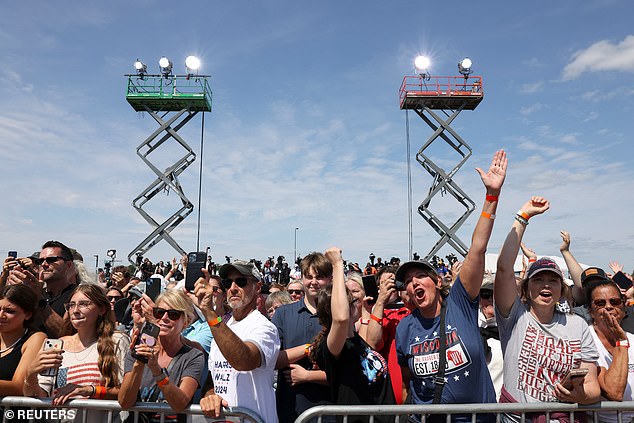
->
<box><xmin>125</xmin><ymin>74</ymin><xmax>212</xmax><ymax>265</ymax></box>
<box><xmin>399</xmin><ymin>75</ymin><xmax>483</xmax><ymax>260</ymax></box>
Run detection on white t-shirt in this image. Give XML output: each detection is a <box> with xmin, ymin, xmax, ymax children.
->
<box><xmin>208</xmin><ymin>309</ymin><xmax>280</xmax><ymax>423</ymax></box>
<box><xmin>589</xmin><ymin>327</ymin><xmax>634</xmax><ymax>423</ymax></box>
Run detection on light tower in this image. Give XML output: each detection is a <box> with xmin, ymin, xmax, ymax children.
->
<box><xmin>125</xmin><ymin>56</ymin><xmax>212</xmax><ymax>265</ymax></box>
<box><xmin>399</xmin><ymin>56</ymin><xmax>483</xmax><ymax>260</ymax></box>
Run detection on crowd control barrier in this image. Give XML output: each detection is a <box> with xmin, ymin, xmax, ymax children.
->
<box><xmin>0</xmin><ymin>396</ymin><xmax>264</xmax><ymax>423</ymax></box>
<box><xmin>294</xmin><ymin>401</ymin><xmax>634</xmax><ymax>422</ymax></box>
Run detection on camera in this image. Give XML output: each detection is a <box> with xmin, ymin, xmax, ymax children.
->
<box><xmin>446</xmin><ymin>253</ymin><xmax>458</xmax><ymax>266</ymax></box>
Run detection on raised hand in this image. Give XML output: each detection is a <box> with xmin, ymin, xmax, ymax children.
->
<box><xmin>520</xmin><ymin>243</ymin><xmax>537</xmax><ymax>261</ymax></box>
<box><xmin>475</xmin><ymin>149</ymin><xmax>507</xmax><ymax>195</ymax></box>
<box><xmin>520</xmin><ymin>196</ymin><xmax>550</xmax><ymax>218</ymax></box>
<box><xmin>609</xmin><ymin>261</ymin><xmax>624</xmax><ymax>274</ymax></box>
<box><xmin>560</xmin><ymin>231</ymin><xmax>571</xmax><ymax>252</ymax></box>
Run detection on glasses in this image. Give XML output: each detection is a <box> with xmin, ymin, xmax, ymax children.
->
<box><xmin>288</xmin><ymin>289</ymin><xmax>303</xmax><ymax>295</ymax></box>
<box><xmin>64</xmin><ymin>300</ymin><xmax>93</xmax><ymax>311</ymax></box>
<box><xmin>152</xmin><ymin>307</ymin><xmax>184</xmax><ymax>320</ymax></box>
<box><xmin>592</xmin><ymin>298</ymin><xmax>623</xmax><ymax>308</ymax></box>
<box><xmin>35</xmin><ymin>256</ymin><xmax>68</xmax><ymax>265</ymax></box>
<box><xmin>107</xmin><ymin>295</ymin><xmax>123</xmax><ymax>302</ymax></box>
<box><xmin>480</xmin><ymin>290</ymin><xmax>493</xmax><ymax>300</ymax></box>
<box><xmin>221</xmin><ymin>277</ymin><xmax>250</xmax><ymax>290</ymax></box>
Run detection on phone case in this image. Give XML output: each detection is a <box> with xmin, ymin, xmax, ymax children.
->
<box><xmin>131</xmin><ymin>323</ymin><xmax>160</xmax><ymax>363</ymax></box>
<box><xmin>41</xmin><ymin>339</ymin><xmax>64</xmax><ymax>377</ymax></box>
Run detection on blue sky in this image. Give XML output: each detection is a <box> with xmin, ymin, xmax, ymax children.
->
<box><xmin>1</xmin><ymin>1</ymin><xmax>633</xmax><ymax>272</ymax></box>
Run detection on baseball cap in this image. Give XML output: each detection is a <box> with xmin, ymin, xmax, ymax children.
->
<box><xmin>580</xmin><ymin>267</ymin><xmax>610</xmax><ymax>286</ymax></box>
<box><xmin>219</xmin><ymin>259</ymin><xmax>262</xmax><ymax>282</ymax></box>
<box><xmin>526</xmin><ymin>257</ymin><xmax>563</xmax><ymax>280</ymax></box>
<box><xmin>395</xmin><ymin>260</ymin><xmax>438</xmax><ymax>285</ymax></box>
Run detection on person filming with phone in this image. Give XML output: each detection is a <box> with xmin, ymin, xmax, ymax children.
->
<box><xmin>118</xmin><ymin>289</ymin><xmax>205</xmax><ymax>423</ymax></box>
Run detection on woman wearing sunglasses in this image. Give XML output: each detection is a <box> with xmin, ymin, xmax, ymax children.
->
<box><xmin>495</xmin><ymin>197</ymin><xmax>600</xmax><ymax>421</ymax></box>
<box><xmin>24</xmin><ymin>284</ymin><xmax>130</xmax><ymax>414</ymax></box>
<box><xmin>118</xmin><ymin>289</ymin><xmax>205</xmax><ymax>423</ymax></box>
<box><xmin>586</xmin><ymin>278</ymin><xmax>634</xmax><ymax>423</ymax></box>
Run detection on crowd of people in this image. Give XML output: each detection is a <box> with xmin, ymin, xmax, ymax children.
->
<box><xmin>1</xmin><ymin>149</ymin><xmax>633</xmax><ymax>423</ymax></box>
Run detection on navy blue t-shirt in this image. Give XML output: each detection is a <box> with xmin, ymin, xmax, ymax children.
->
<box><xmin>395</xmin><ymin>277</ymin><xmax>495</xmax><ymax>422</ymax></box>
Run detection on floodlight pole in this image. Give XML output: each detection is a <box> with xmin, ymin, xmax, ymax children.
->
<box><xmin>399</xmin><ymin>75</ymin><xmax>484</xmax><ymax>261</ymax></box>
<box><xmin>124</xmin><ymin>73</ymin><xmax>212</xmax><ymax>265</ymax></box>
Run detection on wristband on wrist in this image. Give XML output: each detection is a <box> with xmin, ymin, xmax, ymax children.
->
<box><xmin>89</xmin><ymin>385</ymin><xmax>96</xmax><ymax>398</ymax></box>
<box><xmin>93</xmin><ymin>385</ymin><xmax>106</xmax><ymax>399</ymax></box>
<box><xmin>360</xmin><ymin>318</ymin><xmax>370</xmax><ymax>325</ymax></box>
<box><xmin>207</xmin><ymin>316</ymin><xmax>222</xmax><ymax>327</ymax></box>
<box><xmin>528</xmin><ymin>258</ymin><xmax>536</xmax><ymax>263</ymax></box>
<box><xmin>157</xmin><ymin>376</ymin><xmax>170</xmax><ymax>387</ymax></box>
<box><xmin>616</xmin><ymin>339</ymin><xmax>630</xmax><ymax>348</ymax></box>
<box><xmin>304</xmin><ymin>343</ymin><xmax>311</xmax><ymax>357</ymax></box>
<box><xmin>369</xmin><ymin>314</ymin><xmax>382</xmax><ymax>325</ymax></box>
<box><xmin>517</xmin><ymin>210</ymin><xmax>530</xmax><ymax>221</ymax></box>
<box><xmin>485</xmin><ymin>194</ymin><xmax>499</xmax><ymax>202</ymax></box>
<box><xmin>514</xmin><ymin>214</ymin><xmax>529</xmax><ymax>226</ymax></box>
<box><xmin>481</xmin><ymin>211</ymin><xmax>495</xmax><ymax>220</ymax></box>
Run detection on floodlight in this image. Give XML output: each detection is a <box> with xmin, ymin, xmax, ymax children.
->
<box><xmin>134</xmin><ymin>59</ymin><xmax>147</xmax><ymax>75</ymax></box>
<box><xmin>159</xmin><ymin>56</ymin><xmax>173</xmax><ymax>77</ymax></box>
<box><xmin>106</xmin><ymin>249</ymin><xmax>116</xmax><ymax>258</ymax></box>
<box><xmin>414</xmin><ymin>56</ymin><xmax>430</xmax><ymax>74</ymax></box>
<box><xmin>458</xmin><ymin>57</ymin><xmax>473</xmax><ymax>77</ymax></box>
<box><xmin>185</xmin><ymin>55</ymin><xmax>200</xmax><ymax>72</ymax></box>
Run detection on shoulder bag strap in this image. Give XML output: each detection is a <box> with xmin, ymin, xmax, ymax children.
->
<box><xmin>433</xmin><ymin>298</ymin><xmax>448</xmax><ymax>404</ymax></box>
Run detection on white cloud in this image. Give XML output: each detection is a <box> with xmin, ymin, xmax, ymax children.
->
<box><xmin>520</xmin><ymin>81</ymin><xmax>543</xmax><ymax>94</ymax></box>
<box><xmin>562</xmin><ymin>35</ymin><xmax>634</xmax><ymax>80</ymax></box>
<box><xmin>520</xmin><ymin>103</ymin><xmax>546</xmax><ymax>116</ymax></box>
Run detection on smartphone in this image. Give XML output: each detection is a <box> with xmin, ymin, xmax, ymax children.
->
<box><xmin>362</xmin><ymin>275</ymin><xmax>379</xmax><ymax>305</ymax></box>
<box><xmin>561</xmin><ymin>368</ymin><xmax>588</xmax><ymax>389</ymax></box>
<box><xmin>613</xmin><ymin>271</ymin><xmax>633</xmax><ymax>291</ymax></box>
<box><xmin>145</xmin><ymin>277</ymin><xmax>161</xmax><ymax>301</ymax></box>
<box><xmin>185</xmin><ymin>251</ymin><xmax>207</xmax><ymax>291</ymax></box>
<box><xmin>8</xmin><ymin>251</ymin><xmax>17</xmax><ymax>259</ymax></box>
<box><xmin>131</xmin><ymin>322</ymin><xmax>160</xmax><ymax>363</ymax></box>
<box><xmin>41</xmin><ymin>339</ymin><xmax>64</xmax><ymax>377</ymax></box>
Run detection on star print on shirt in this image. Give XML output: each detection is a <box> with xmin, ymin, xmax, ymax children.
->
<box><xmin>464</xmin><ymin>370</ymin><xmax>470</xmax><ymax>378</ymax></box>
<box><xmin>454</xmin><ymin>375</ymin><xmax>460</xmax><ymax>381</ymax></box>
<box><xmin>433</xmin><ymin>331</ymin><xmax>437</xmax><ymax>336</ymax></box>
<box><xmin>415</xmin><ymin>336</ymin><xmax>420</xmax><ymax>342</ymax></box>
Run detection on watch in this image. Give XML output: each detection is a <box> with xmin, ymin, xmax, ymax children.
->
<box><xmin>616</xmin><ymin>339</ymin><xmax>630</xmax><ymax>348</ymax></box>
<box><xmin>153</xmin><ymin>368</ymin><xmax>168</xmax><ymax>382</ymax></box>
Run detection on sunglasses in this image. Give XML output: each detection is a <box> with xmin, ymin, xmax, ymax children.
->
<box><xmin>221</xmin><ymin>277</ymin><xmax>250</xmax><ymax>290</ymax></box>
<box><xmin>152</xmin><ymin>307</ymin><xmax>184</xmax><ymax>321</ymax></box>
<box><xmin>288</xmin><ymin>289</ymin><xmax>303</xmax><ymax>295</ymax></box>
<box><xmin>35</xmin><ymin>256</ymin><xmax>68</xmax><ymax>265</ymax></box>
<box><xmin>592</xmin><ymin>298</ymin><xmax>623</xmax><ymax>308</ymax></box>
<box><xmin>480</xmin><ymin>290</ymin><xmax>493</xmax><ymax>300</ymax></box>
<box><xmin>107</xmin><ymin>295</ymin><xmax>123</xmax><ymax>302</ymax></box>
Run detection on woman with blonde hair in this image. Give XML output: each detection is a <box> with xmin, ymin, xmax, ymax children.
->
<box><xmin>118</xmin><ymin>289</ymin><xmax>205</xmax><ymax>423</ymax></box>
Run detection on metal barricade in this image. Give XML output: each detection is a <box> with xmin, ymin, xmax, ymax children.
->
<box><xmin>294</xmin><ymin>402</ymin><xmax>634</xmax><ymax>423</ymax></box>
<box><xmin>0</xmin><ymin>397</ymin><xmax>264</xmax><ymax>423</ymax></box>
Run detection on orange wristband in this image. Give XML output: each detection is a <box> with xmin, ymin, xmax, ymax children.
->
<box><xmin>485</xmin><ymin>194</ymin><xmax>498</xmax><ymax>202</ymax></box>
<box><xmin>207</xmin><ymin>316</ymin><xmax>222</xmax><ymax>327</ymax></box>
<box><xmin>157</xmin><ymin>376</ymin><xmax>169</xmax><ymax>387</ymax></box>
<box><xmin>528</xmin><ymin>258</ymin><xmax>536</xmax><ymax>263</ymax></box>
<box><xmin>304</xmin><ymin>344</ymin><xmax>311</xmax><ymax>356</ymax></box>
<box><xmin>517</xmin><ymin>210</ymin><xmax>530</xmax><ymax>221</ymax></box>
<box><xmin>94</xmin><ymin>385</ymin><xmax>106</xmax><ymax>399</ymax></box>
<box><xmin>481</xmin><ymin>211</ymin><xmax>495</xmax><ymax>220</ymax></box>
<box><xmin>369</xmin><ymin>314</ymin><xmax>382</xmax><ymax>325</ymax></box>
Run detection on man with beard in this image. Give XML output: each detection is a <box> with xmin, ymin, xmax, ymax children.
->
<box><xmin>197</xmin><ymin>259</ymin><xmax>280</xmax><ymax>423</ymax></box>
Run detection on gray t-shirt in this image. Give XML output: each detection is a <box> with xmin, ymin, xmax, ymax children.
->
<box><xmin>124</xmin><ymin>344</ymin><xmax>205</xmax><ymax>423</ymax></box>
<box><xmin>496</xmin><ymin>297</ymin><xmax>598</xmax><ymax>403</ymax></box>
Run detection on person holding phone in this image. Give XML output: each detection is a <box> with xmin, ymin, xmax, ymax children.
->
<box><xmin>118</xmin><ymin>289</ymin><xmax>205</xmax><ymax>423</ymax></box>
<box><xmin>586</xmin><ymin>278</ymin><xmax>634</xmax><ymax>423</ymax></box>
<box><xmin>495</xmin><ymin>197</ymin><xmax>601</xmax><ymax>420</ymax></box>
<box><xmin>24</xmin><ymin>284</ymin><xmax>129</xmax><ymax>404</ymax></box>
